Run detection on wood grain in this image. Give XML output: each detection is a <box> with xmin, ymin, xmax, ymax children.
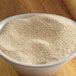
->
<box><xmin>64</xmin><ymin>0</ymin><xmax>76</xmax><ymax>20</ymax></box>
<box><xmin>0</xmin><ymin>57</ymin><xmax>19</xmax><ymax>76</ymax></box>
<box><xmin>0</xmin><ymin>0</ymin><xmax>73</xmax><ymax>20</ymax></box>
<box><xmin>0</xmin><ymin>0</ymin><xmax>76</xmax><ymax>76</ymax></box>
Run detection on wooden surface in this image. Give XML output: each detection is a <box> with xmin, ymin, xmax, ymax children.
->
<box><xmin>0</xmin><ymin>0</ymin><xmax>76</xmax><ymax>76</ymax></box>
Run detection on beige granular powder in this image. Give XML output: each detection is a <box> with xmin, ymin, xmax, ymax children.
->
<box><xmin>0</xmin><ymin>14</ymin><xmax>76</xmax><ymax>64</ymax></box>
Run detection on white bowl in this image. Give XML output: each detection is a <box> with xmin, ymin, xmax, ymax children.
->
<box><xmin>0</xmin><ymin>13</ymin><xmax>76</xmax><ymax>76</ymax></box>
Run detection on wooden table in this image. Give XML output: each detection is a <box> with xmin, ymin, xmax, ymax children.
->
<box><xmin>0</xmin><ymin>0</ymin><xmax>76</xmax><ymax>76</ymax></box>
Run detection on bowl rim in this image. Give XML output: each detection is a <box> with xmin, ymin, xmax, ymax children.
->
<box><xmin>0</xmin><ymin>13</ymin><xmax>76</xmax><ymax>68</ymax></box>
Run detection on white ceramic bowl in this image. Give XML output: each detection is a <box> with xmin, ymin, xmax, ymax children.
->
<box><xmin>0</xmin><ymin>13</ymin><xmax>76</xmax><ymax>76</ymax></box>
